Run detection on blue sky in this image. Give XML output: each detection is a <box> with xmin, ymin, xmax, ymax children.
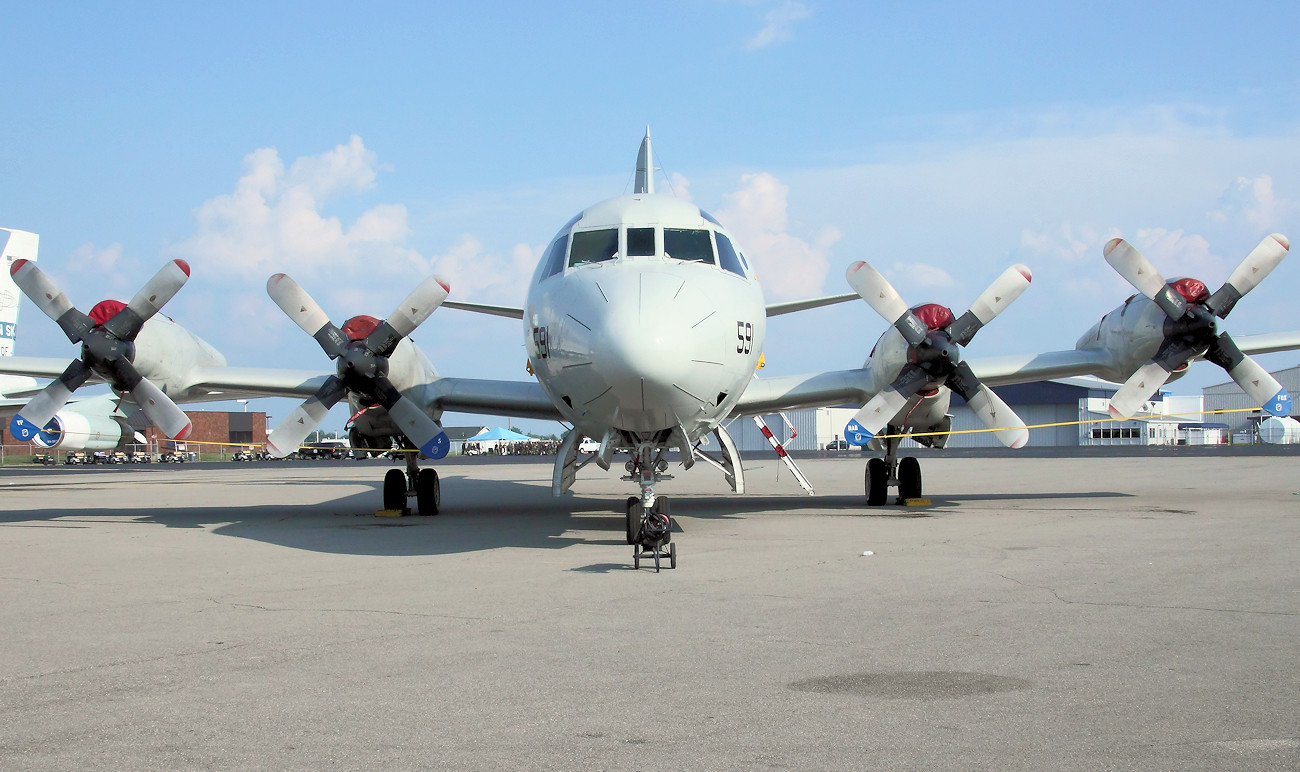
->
<box><xmin>4</xmin><ymin>2</ymin><xmax>1300</xmax><ymax>434</ymax></box>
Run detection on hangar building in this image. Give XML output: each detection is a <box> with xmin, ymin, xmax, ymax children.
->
<box><xmin>723</xmin><ymin>377</ymin><xmax>1224</xmax><ymax>451</ymax></box>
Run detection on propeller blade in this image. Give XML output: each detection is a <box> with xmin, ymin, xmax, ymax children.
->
<box><xmin>384</xmin><ymin>393</ymin><xmax>450</xmax><ymax>460</ymax></box>
<box><xmin>941</xmin><ymin>360</ymin><xmax>1029</xmax><ymax>448</ymax></box>
<box><xmin>8</xmin><ymin>360</ymin><xmax>93</xmax><ymax>442</ymax></box>
<box><xmin>964</xmin><ymin>384</ymin><xmax>1029</xmax><ymax>449</ymax></box>
<box><xmin>363</xmin><ymin>275</ymin><xmax>452</xmax><ymax>358</ymax></box>
<box><xmin>1204</xmin><ymin>332</ymin><xmax>1291</xmax><ymax>417</ymax></box>
<box><xmin>265</xmin><ymin>376</ymin><xmax>348</xmax><ymax>458</ymax></box>
<box><xmin>846</xmin><ymin>261</ymin><xmax>928</xmax><ymax>346</ymax></box>
<box><xmin>385</xmin><ymin>275</ymin><xmax>450</xmax><ymax>339</ymax></box>
<box><xmin>128</xmin><ymin>376</ymin><xmax>193</xmax><ymax>440</ymax></box>
<box><xmin>1103</xmin><ymin>238</ymin><xmax>1187</xmax><ymax>320</ymax></box>
<box><xmin>9</xmin><ymin>259</ymin><xmax>94</xmax><ymax>343</ymax></box>
<box><xmin>1206</xmin><ymin>233</ymin><xmax>1290</xmax><ymax>318</ymax></box>
<box><xmin>948</xmin><ymin>264</ymin><xmax>1033</xmax><ymax>346</ymax></box>
<box><xmin>101</xmin><ymin>260</ymin><xmax>191</xmax><ymax>341</ymax></box>
<box><xmin>266</xmin><ymin>273</ymin><xmax>349</xmax><ymax>359</ymax></box>
<box><xmin>1108</xmin><ymin>360</ymin><xmax>1174</xmax><ymax>419</ymax></box>
<box><xmin>846</xmin><ymin>366</ymin><xmax>932</xmax><ymax>441</ymax></box>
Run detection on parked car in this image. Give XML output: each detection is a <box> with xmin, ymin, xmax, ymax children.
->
<box><xmin>577</xmin><ymin>438</ymin><xmax>600</xmax><ymax>453</ymax></box>
<box><xmin>825</xmin><ymin>440</ymin><xmax>850</xmax><ymax>451</ymax></box>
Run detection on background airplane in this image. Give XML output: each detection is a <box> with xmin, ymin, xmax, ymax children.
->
<box><xmin>1</xmin><ymin>134</ymin><xmax>1297</xmax><ymax>550</ymax></box>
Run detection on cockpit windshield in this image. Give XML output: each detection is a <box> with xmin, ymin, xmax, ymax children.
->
<box><xmin>627</xmin><ymin>227</ymin><xmax>655</xmax><ymax>257</ymax></box>
<box><xmin>569</xmin><ymin>228</ymin><xmax>619</xmax><ymax>267</ymax></box>
<box><xmin>663</xmin><ymin>228</ymin><xmax>715</xmax><ymax>265</ymax></box>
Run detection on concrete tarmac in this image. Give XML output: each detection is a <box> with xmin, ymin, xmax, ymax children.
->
<box><xmin>0</xmin><ymin>453</ymin><xmax>1297</xmax><ymax>770</ymax></box>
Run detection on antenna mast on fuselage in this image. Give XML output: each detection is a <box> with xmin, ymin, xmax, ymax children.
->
<box><xmin>634</xmin><ymin>127</ymin><xmax>654</xmax><ymax>195</ymax></box>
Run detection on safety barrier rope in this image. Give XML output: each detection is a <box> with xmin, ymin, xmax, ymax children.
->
<box><xmin>9</xmin><ymin>407</ymin><xmax>1280</xmax><ymax>451</ymax></box>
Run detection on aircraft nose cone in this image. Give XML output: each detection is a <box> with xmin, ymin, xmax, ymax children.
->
<box><xmin>590</xmin><ymin>271</ymin><xmax>717</xmax><ymax>432</ymax></box>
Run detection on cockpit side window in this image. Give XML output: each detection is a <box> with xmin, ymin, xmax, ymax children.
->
<box><xmin>663</xmin><ymin>228</ymin><xmax>715</xmax><ymax>265</ymax></box>
<box><xmin>627</xmin><ymin>227</ymin><xmax>655</xmax><ymax>257</ymax></box>
<box><xmin>540</xmin><ymin>234</ymin><xmax>570</xmax><ymax>280</ymax></box>
<box><xmin>715</xmin><ymin>233</ymin><xmax>746</xmax><ymax>277</ymax></box>
<box><xmin>569</xmin><ymin>228</ymin><xmax>619</xmax><ymax>267</ymax></box>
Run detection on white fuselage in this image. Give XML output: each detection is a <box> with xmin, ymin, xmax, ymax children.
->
<box><xmin>522</xmin><ymin>194</ymin><xmax>766</xmax><ymax>446</ymax></box>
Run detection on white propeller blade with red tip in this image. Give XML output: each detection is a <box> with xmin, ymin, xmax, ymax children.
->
<box><xmin>7</xmin><ymin>259</ymin><xmax>193</xmax><ymax>442</ymax></box>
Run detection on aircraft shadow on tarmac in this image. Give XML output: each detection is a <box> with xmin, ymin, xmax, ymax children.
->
<box><xmin>0</xmin><ymin>471</ymin><xmax>1130</xmax><ymax>558</ymax></box>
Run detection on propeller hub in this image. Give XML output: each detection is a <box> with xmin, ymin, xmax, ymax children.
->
<box><xmin>337</xmin><ymin>343</ymin><xmax>390</xmax><ymax>393</ymax></box>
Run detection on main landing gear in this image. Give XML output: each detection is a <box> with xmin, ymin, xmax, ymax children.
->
<box><xmin>624</xmin><ymin>442</ymin><xmax>677</xmax><ymax>570</ymax></box>
<box><xmin>383</xmin><ymin>447</ymin><xmax>440</xmax><ymax>516</ymax></box>
<box><xmin>864</xmin><ymin>424</ymin><xmax>922</xmax><ymax>506</ymax></box>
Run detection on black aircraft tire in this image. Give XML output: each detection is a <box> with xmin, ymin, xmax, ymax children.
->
<box><xmin>865</xmin><ymin>458</ymin><xmax>888</xmax><ymax>506</ymax></box>
<box><xmin>383</xmin><ymin>468</ymin><xmax>406</xmax><ymax>512</ymax></box>
<box><xmin>417</xmin><ymin>468</ymin><xmax>441</xmax><ymax>516</ymax></box>
<box><xmin>898</xmin><ymin>456</ymin><xmax>922</xmax><ymax>501</ymax></box>
<box><xmin>626</xmin><ymin>497</ymin><xmax>642</xmax><ymax>544</ymax></box>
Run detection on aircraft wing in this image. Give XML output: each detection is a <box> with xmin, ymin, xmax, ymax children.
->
<box><xmin>190</xmin><ymin>367</ymin><xmax>563</xmax><ymax>420</ymax></box>
<box><xmin>765</xmin><ymin>293</ymin><xmax>859</xmax><ymax>317</ymax></box>
<box><xmin>418</xmin><ymin>377</ymin><xmax>564</xmax><ymax>420</ymax></box>
<box><xmin>184</xmin><ymin>366</ymin><xmax>334</xmax><ymax>400</ymax></box>
<box><xmin>0</xmin><ymin>356</ymin><xmax>80</xmax><ymax>381</ymax></box>
<box><xmin>1232</xmin><ymin>329</ymin><xmax>1300</xmax><ymax>356</ymax></box>
<box><xmin>730</xmin><ymin>348</ymin><xmax>1116</xmax><ymax>417</ymax></box>
<box><xmin>442</xmin><ymin>300</ymin><xmax>525</xmax><ymax>320</ymax></box>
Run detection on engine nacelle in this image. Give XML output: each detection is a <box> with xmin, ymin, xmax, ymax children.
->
<box><xmin>30</xmin><ymin>412</ymin><xmax>128</xmax><ymax>451</ymax></box>
<box><xmin>1075</xmin><ymin>296</ymin><xmax>1178</xmax><ymax>383</ymax></box>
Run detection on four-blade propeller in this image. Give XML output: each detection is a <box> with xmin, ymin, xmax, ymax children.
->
<box><xmin>844</xmin><ymin>262</ymin><xmax>1033</xmax><ymax>448</ymax></box>
<box><xmin>7</xmin><ymin>259</ymin><xmax>194</xmax><ymax>442</ymax></box>
<box><xmin>1103</xmin><ymin>234</ymin><xmax>1291</xmax><ymax>419</ymax></box>
<box><xmin>264</xmin><ymin>273</ymin><xmax>452</xmax><ymax>459</ymax></box>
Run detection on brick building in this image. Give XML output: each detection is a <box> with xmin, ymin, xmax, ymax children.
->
<box><xmin>131</xmin><ymin>410</ymin><xmax>267</xmax><ymax>451</ymax></box>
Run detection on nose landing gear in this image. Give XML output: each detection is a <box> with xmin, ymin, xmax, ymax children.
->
<box><xmin>624</xmin><ymin>442</ymin><xmax>677</xmax><ymax>570</ymax></box>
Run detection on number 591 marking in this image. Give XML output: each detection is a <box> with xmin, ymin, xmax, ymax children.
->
<box><xmin>736</xmin><ymin>321</ymin><xmax>753</xmax><ymax>354</ymax></box>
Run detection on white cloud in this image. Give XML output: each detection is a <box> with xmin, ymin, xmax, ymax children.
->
<box><xmin>746</xmin><ymin>1</ymin><xmax>811</xmax><ymax>50</ymax></box>
<box><xmin>1207</xmin><ymin>174</ymin><xmax>1297</xmax><ymax>232</ymax></box>
<box><xmin>1018</xmin><ymin>223</ymin><xmax>1114</xmax><ymax>264</ymax></box>
<box><xmin>171</xmin><ymin>136</ymin><xmax>424</xmax><ymax>283</ymax></box>
<box><xmin>887</xmin><ymin>261</ymin><xmax>953</xmax><ymax>290</ymax></box>
<box><xmin>67</xmin><ymin>242</ymin><xmax>123</xmax><ymax>273</ymax></box>
<box><xmin>1131</xmin><ymin>227</ymin><xmax>1224</xmax><ymax>282</ymax></box>
<box><xmin>714</xmin><ymin>171</ymin><xmax>841</xmax><ymax>299</ymax></box>
<box><xmin>427</xmin><ymin>234</ymin><xmax>539</xmax><ymax>303</ymax></box>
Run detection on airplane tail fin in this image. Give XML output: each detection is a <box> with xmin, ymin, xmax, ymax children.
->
<box><xmin>0</xmin><ymin>227</ymin><xmax>38</xmax><ymax>357</ymax></box>
<box><xmin>634</xmin><ymin>127</ymin><xmax>654</xmax><ymax>195</ymax></box>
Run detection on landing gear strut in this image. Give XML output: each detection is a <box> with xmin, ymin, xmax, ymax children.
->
<box><xmin>624</xmin><ymin>442</ymin><xmax>677</xmax><ymax>570</ymax></box>
<box><xmin>864</xmin><ymin>425</ymin><xmax>922</xmax><ymax>506</ymax></box>
<box><xmin>383</xmin><ymin>447</ymin><xmax>440</xmax><ymax>516</ymax></box>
